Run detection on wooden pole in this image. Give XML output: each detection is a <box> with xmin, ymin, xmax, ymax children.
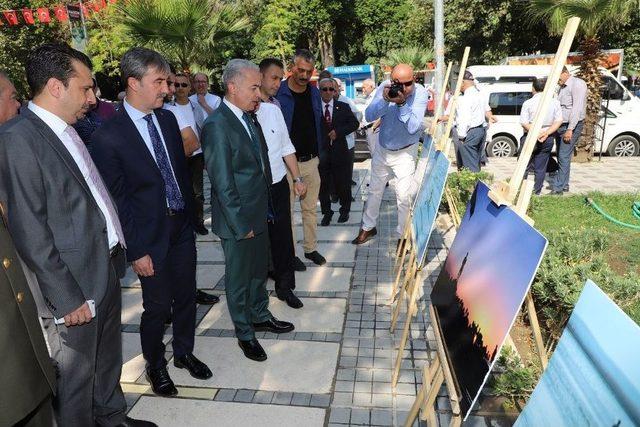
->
<box><xmin>392</xmin><ymin>270</ymin><xmax>423</xmax><ymax>387</ymax></box>
<box><xmin>391</xmin><ymin>249</ymin><xmax>417</xmax><ymax>332</ymax></box>
<box><xmin>507</xmin><ymin>17</ymin><xmax>580</xmax><ymax>201</ymax></box>
<box><xmin>429</xmin><ymin>62</ymin><xmax>453</xmax><ymax>137</ymax></box>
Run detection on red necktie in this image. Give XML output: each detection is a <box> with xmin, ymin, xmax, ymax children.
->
<box><xmin>324</xmin><ymin>104</ymin><xmax>332</xmax><ymax>129</ymax></box>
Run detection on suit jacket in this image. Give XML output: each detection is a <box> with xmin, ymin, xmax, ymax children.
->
<box><xmin>321</xmin><ymin>100</ymin><xmax>360</xmax><ymax>157</ymax></box>
<box><xmin>0</xmin><ymin>202</ymin><xmax>55</xmax><ymax>426</ymax></box>
<box><xmin>91</xmin><ymin>107</ymin><xmax>194</xmax><ymax>263</ymax></box>
<box><xmin>0</xmin><ymin>107</ymin><xmax>125</xmax><ymax>319</ymax></box>
<box><xmin>201</xmin><ymin>102</ymin><xmax>269</xmax><ymax>241</ymax></box>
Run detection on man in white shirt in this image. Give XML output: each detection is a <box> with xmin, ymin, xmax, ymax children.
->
<box><xmin>519</xmin><ymin>77</ymin><xmax>563</xmax><ymax>195</ymax></box>
<box><xmin>360</xmin><ymin>78</ymin><xmax>379</xmax><ymax>155</ymax></box>
<box><xmin>189</xmin><ymin>72</ymin><xmax>221</xmax><ymax>119</ymax></box>
<box><xmin>453</xmin><ymin>71</ymin><xmax>487</xmax><ymax>172</ymax></box>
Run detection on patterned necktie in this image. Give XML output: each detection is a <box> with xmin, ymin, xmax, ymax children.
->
<box><xmin>241</xmin><ymin>112</ymin><xmax>262</xmax><ymax>161</ymax></box>
<box><xmin>65</xmin><ymin>126</ymin><xmax>126</xmax><ymax>247</ymax></box>
<box><xmin>243</xmin><ymin>112</ymin><xmax>275</xmax><ymax>221</ymax></box>
<box><xmin>143</xmin><ymin>114</ymin><xmax>185</xmax><ymax>211</ymax></box>
<box><xmin>324</xmin><ymin>103</ymin><xmax>332</xmax><ymax>128</ymax></box>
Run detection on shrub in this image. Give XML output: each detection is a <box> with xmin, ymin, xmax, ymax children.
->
<box><xmin>491</xmin><ymin>347</ymin><xmax>539</xmax><ymax>411</ymax></box>
<box><xmin>442</xmin><ymin>169</ymin><xmax>494</xmax><ymax>216</ymax></box>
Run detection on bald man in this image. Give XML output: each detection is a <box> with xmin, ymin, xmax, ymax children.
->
<box><xmin>352</xmin><ymin>64</ymin><xmax>428</xmax><ymax>245</ymax></box>
<box><xmin>0</xmin><ymin>72</ymin><xmax>20</xmax><ymax>125</ymax></box>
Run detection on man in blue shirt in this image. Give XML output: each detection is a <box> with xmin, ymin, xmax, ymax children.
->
<box><xmin>352</xmin><ymin>64</ymin><xmax>428</xmax><ymax>244</ymax></box>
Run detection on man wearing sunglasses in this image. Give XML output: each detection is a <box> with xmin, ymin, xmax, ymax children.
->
<box><xmin>352</xmin><ymin>63</ymin><xmax>428</xmax><ymax>245</ymax></box>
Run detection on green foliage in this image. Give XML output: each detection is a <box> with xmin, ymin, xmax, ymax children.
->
<box><xmin>251</xmin><ymin>0</ymin><xmax>300</xmax><ymax>64</ymax></box>
<box><xmin>118</xmin><ymin>0</ymin><xmax>250</xmax><ymax>72</ymax></box>
<box><xmin>381</xmin><ymin>46</ymin><xmax>434</xmax><ymax>71</ymax></box>
<box><xmin>443</xmin><ymin>169</ymin><xmax>494</xmax><ymax>216</ymax></box>
<box><xmin>491</xmin><ymin>347</ymin><xmax>539</xmax><ymax>411</ymax></box>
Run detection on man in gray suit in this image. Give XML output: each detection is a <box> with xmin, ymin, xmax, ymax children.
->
<box><xmin>0</xmin><ymin>43</ymin><xmax>154</xmax><ymax>427</ymax></box>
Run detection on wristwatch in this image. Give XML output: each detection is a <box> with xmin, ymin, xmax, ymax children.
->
<box><xmin>293</xmin><ymin>176</ymin><xmax>304</xmax><ymax>183</ymax></box>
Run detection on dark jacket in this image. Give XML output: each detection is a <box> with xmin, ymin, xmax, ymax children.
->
<box><xmin>0</xmin><ymin>203</ymin><xmax>55</xmax><ymax>426</ymax></box>
<box><xmin>321</xmin><ymin>100</ymin><xmax>360</xmax><ymax>152</ymax></box>
<box><xmin>91</xmin><ymin>107</ymin><xmax>194</xmax><ymax>263</ymax></box>
<box><xmin>275</xmin><ymin>80</ymin><xmax>324</xmax><ymax>154</ymax></box>
<box><xmin>201</xmin><ymin>102</ymin><xmax>270</xmax><ymax>241</ymax></box>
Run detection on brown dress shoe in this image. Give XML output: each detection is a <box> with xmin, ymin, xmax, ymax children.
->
<box><xmin>351</xmin><ymin>227</ymin><xmax>377</xmax><ymax>245</ymax></box>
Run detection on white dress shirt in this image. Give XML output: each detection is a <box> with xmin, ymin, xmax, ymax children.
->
<box><xmin>165</xmin><ymin>100</ymin><xmax>203</xmax><ymax>156</ymax></box>
<box><xmin>189</xmin><ymin>92</ymin><xmax>221</xmax><ymax>120</ymax></box>
<box><xmin>28</xmin><ymin>102</ymin><xmax>121</xmax><ymax>250</ymax></box>
<box><xmin>123</xmin><ymin>99</ymin><xmax>182</xmax><ymax>202</ymax></box>
<box><xmin>256</xmin><ymin>102</ymin><xmax>296</xmax><ymax>184</ymax></box>
<box><xmin>455</xmin><ymin>86</ymin><xmax>487</xmax><ymax>138</ymax></box>
<box><xmin>520</xmin><ymin>92</ymin><xmax>563</xmax><ymax>130</ymax></box>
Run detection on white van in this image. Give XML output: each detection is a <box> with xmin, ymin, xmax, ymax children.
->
<box><xmin>467</xmin><ymin>65</ymin><xmax>640</xmax><ymax>157</ymax></box>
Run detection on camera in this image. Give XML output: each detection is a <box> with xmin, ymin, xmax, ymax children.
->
<box><xmin>388</xmin><ymin>81</ymin><xmax>404</xmax><ymax>99</ymax></box>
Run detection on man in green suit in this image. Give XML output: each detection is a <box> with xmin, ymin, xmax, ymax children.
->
<box><xmin>201</xmin><ymin>59</ymin><xmax>294</xmax><ymax>362</ymax></box>
<box><xmin>0</xmin><ymin>201</ymin><xmax>56</xmax><ymax>426</ymax></box>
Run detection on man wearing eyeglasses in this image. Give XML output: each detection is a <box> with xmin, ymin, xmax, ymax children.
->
<box><xmin>352</xmin><ymin>63</ymin><xmax>428</xmax><ymax>245</ymax></box>
<box><xmin>189</xmin><ymin>72</ymin><xmax>221</xmax><ymax>119</ymax></box>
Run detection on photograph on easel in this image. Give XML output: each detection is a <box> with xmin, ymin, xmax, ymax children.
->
<box><xmin>515</xmin><ymin>280</ymin><xmax>640</xmax><ymax>426</ymax></box>
<box><xmin>430</xmin><ymin>181</ymin><xmax>547</xmax><ymax>419</ymax></box>
<box><xmin>411</xmin><ymin>149</ymin><xmax>450</xmax><ymax>268</ymax></box>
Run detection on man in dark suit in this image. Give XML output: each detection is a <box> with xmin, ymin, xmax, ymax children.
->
<box><xmin>0</xmin><ymin>204</ymin><xmax>55</xmax><ymax>426</ymax></box>
<box><xmin>202</xmin><ymin>59</ymin><xmax>294</xmax><ymax>362</ymax></box>
<box><xmin>91</xmin><ymin>47</ymin><xmax>211</xmax><ymax>397</ymax></box>
<box><xmin>0</xmin><ymin>43</ymin><xmax>152</xmax><ymax>426</ymax></box>
<box><xmin>318</xmin><ymin>78</ymin><xmax>360</xmax><ymax>226</ymax></box>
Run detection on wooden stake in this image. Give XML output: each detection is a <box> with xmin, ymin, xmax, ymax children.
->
<box><xmin>507</xmin><ymin>17</ymin><xmax>580</xmax><ymax>201</ymax></box>
<box><xmin>391</xmin><ymin>249</ymin><xmax>417</xmax><ymax>332</ymax></box>
<box><xmin>429</xmin><ymin>62</ymin><xmax>453</xmax><ymax>138</ymax></box>
<box><xmin>392</xmin><ymin>270</ymin><xmax>422</xmax><ymax>387</ymax></box>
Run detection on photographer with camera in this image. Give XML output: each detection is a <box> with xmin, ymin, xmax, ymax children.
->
<box><xmin>352</xmin><ymin>63</ymin><xmax>428</xmax><ymax>245</ymax></box>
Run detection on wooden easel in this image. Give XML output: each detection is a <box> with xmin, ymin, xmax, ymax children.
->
<box><xmin>390</xmin><ymin>49</ymin><xmax>470</xmax><ymax>388</ymax></box>
<box><xmin>403</xmin><ymin>17</ymin><xmax>582</xmax><ymax>426</ymax></box>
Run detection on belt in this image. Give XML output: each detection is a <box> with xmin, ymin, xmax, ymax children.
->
<box><xmin>296</xmin><ymin>153</ymin><xmax>317</xmax><ymax>162</ymax></box>
<box><xmin>110</xmin><ymin>243</ymin><xmax>123</xmax><ymax>258</ymax></box>
<box><xmin>167</xmin><ymin>208</ymin><xmax>184</xmax><ymax>216</ymax></box>
<box><xmin>386</xmin><ymin>143</ymin><xmax>415</xmax><ymax>152</ymax></box>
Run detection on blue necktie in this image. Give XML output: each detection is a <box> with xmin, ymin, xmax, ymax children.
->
<box><xmin>143</xmin><ymin>114</ymin><xmax>185</xmax><ymax>211</ymax></box>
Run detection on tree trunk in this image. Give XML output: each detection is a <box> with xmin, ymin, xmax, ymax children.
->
<box><xmin>318</xmin><ymin>28</ymin><xmax>335</xmax><ymax>69</ymax></box>
<box><xmin>575</xmin><ymin>36</ymin><xmax>602</xmax><ymax>163</ymax></box>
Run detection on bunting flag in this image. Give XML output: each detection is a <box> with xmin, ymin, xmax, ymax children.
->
<box><xmin>81</xmin><ymin>3</ymin><xmax>91</xmax><ymax>18</ymax></box>
<box><xmin>37</xmin><ymin>7</ymin><xmax>51</xmax><ymax>23</ymax></box>
<box><xmin>3</xmin><ymin>10</ymin><xmax>18</xmax><ymax>25</ymax></box>
<box><xmin>53</xmin><ymin>5</ymin><xmax>68</xmax><ymax>22</ymax></box>
<box><xmin>22</xmin><ymin>8</ymin><xmax>35</xmax><ymax>25</ymax></box>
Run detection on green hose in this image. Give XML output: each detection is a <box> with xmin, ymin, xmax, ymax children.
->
<box><xmin>585</xmin><ymin>198</ymin><xmax>640</xmax><ymax>231</ymax></box>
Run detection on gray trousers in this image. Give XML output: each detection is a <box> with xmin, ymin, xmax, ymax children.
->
<box><xmin>456</xmin><ymin>126</ymin><xmax>486</xmax><ymax>173</ymax></box>
<box><xmin>554</xmin><ymin>121</ymin><xmax>584</xmax><ymax>192</ymax></box>
<box><xmin>42</xmin><ymin>254</ymin><xmax>126</xmax><ymax>427</ymax></box>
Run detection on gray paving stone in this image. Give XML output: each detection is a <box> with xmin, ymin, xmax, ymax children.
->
<box><xmin>291</xmin><ymin>393</ymin><xmax>312</xmax><ymax>406</ymax></box>
<box><xmin>234</xmin><ymin>389</ymin><xmax>255</xmax><ymax>403</ymax></box>
<box><xmin>371</xmin><ymin>409</ymin><xmax>393</xmax><ymax>426</ymax></box>
<box><xmin>350</xmin><ymin>408</ymin><xmax>370</xmax><ymax>425</ymax></box>
<box><xmin>214</xmin><ymin>389</ymin><xmax>236</xmax><ymax>402</ymax></box>
<box><xmin>272</xmin><ymin>391</ymin><xmax>293</xmax><ymax>405</ymax></box>
<box><xmin>310</xmin><ymin>393</ymin><xmax>331</xmax><ymax>407</ymax></box>
<box><xmin>252</xmin><ymin>390</ymin><xmax>274</xmax><ymax>404</ymax></box>
<box><xmin>329</xmin><ymin>407</ymin><xmax>351</xmax><ymax>424</ymax></box>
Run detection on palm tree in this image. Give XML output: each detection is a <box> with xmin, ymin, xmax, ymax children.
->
<box><xmin>528</xmin><ymin>0</ymin><xmax>638</xmax><ymax>161</ymax></box>
<box><xmin>381</xmin><ymin>46</ymin><xmax>434</xmax><ymax>72</ymax></box>
<box><xmin>118</xmin><ymin>0</ymin><xmax>250</xmax><ymax>73</ymax></box>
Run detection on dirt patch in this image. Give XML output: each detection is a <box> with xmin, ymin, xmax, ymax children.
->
<box><xmin>510</xmin><ymin>317</ymin><xmax>539</xmax><ymax>367</ymax></box>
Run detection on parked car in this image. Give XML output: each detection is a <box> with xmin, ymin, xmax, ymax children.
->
<box><xmin>467</xmin><ymin>66</ymin><xmax>640</xmax><ymax>157</ymax></box>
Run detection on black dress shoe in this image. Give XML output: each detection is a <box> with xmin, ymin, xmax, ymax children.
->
<box><xmin>277</xmin><ymin>291</ymin><xmax>304</xmax><ymax>309</ymax></box>
<box><xmin>238</xmin><ymin>338</ymin><xmax>267</xmax><ymax>361</ymax></box>
<box><xmin>330</xmin><ymin>194</ymin><xmax>338</xmax><ymax>203</ymax></box>
<box><xmin>174</xmin><ymin>353</ymin><xmax>212</xmax><ymax>380</ymax></box>
<box><xmin>321</xmin><ymin>213</ymin><xmax>332</xmax><ymax>226</ymax></box>
<box><xmin>146</xmin><ymin>367</ymin><xmax>178</xmax><ymax>397</ymax></box>
<box><xmin>164</xmin><ymin>314</ymin><xmax>172</xmax><ymax>325</ymax></box>
<box><xmin>194</xmin><ymin>224</ymin><xmax>209</xmax><ymax>235</ymax></box>
<box><xmin>196</xmin><ymin>289</ymin><xmax>220</xmax><ymax>305</ymax></box>
<box><xmin>337</xmin><ymin>213</ymin><xmax>349</xmax><ymax>223</ymax></box>
<box><xmin>253</xmin><ymin>317</ymin><xmax>295</xmax><ymax>333</ymax></box>
<box><xmin>294</xmin><ymin>256</ymin><xmax>307</xmax><ymax>272</ymax></box>
<box><xmin>304</xmin><ymin>251</ymin><xmax>326</xmax><ymax>265</ymax></box>
<box><xmin>351</xmin><ymin>179</ymin><xmax>356</xmax><ymax>186</ymax></box>
<box><xmin>352</xmin><ymin>227</ymin><xmax>377</xmax><ymax>245</ymax></box>
<box><xmin>117</xmin><ymin>416</ymin><xmax>158</xmax><ymax>427</ymax></box>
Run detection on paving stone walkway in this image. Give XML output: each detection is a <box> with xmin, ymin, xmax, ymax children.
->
<box><xmin>119</xmin><ymin>152</ymin><xmax>639</xmax><ymax>426</ymax></box>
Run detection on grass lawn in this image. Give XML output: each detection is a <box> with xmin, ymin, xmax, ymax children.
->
<box><xmin>529</xmin><ymin>192</ymin><xmax>640</xmax><ymax>275</ymax></box>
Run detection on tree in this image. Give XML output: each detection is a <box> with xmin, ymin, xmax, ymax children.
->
<box><xmin>381</xmin><ymin>46</ymin><xmax>434</xmax><ymax>70</ymax></box>
<box><xmin>528</xmin><ymin>0</ymin><xmax>638</xmax><ymax>161</ymax></box>
<box><xmin>251</xmin><ymin>0</ymin><xmax>300</xmax><ymax>64</ymax></box>
<box><xmin>118</xmin><ymin>0</ymin><xmax>250</xmax><ymax>73</ymax></box>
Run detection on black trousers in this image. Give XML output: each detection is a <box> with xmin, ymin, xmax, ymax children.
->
<box><xmin>187</xmin><ymin>153</ymin><xmax>205</xmax><ymax>227</ymax></box>
<box><xmin>42</xmin><ymin>251</ymin><xmax>127</xmax><ymax>426</ymax></box>
<box><xmin>139</xmin><ymin>212</ymin><xmax>196</xmax><ymax>369</ymax></box>
<box><xmin>268</xmin><ymin>177</ymin><xmax>296</xmax><ymax>296</ymax></box>
<box><xmin>319</xmin><ymin>141</ymin><xmax>352</xmax><ymax>216</ymax></box>
<box><xmin>522</xmin><ymin>134</ymin><xmax>554</xmax><ymax>195</ymax></box>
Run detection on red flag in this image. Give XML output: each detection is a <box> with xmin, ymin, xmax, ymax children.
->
<box><xmin>37</xmin><ymin>7</ymin><xmax>51</xmax><ymax>23</ymax></box>
<box><xmin>22</xmin><ymin>8</ymin><xmax>35</xmax><ymax>24</ymax></box>
<box><xmin>3</xmin><ymin>10</ymin><xmax>19</xmax><ymax>26</ymax></box>
<box><xmin>53</xmin><ymin>5</ymin><xmax>68</xmax><ymax>21</ymax></box>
